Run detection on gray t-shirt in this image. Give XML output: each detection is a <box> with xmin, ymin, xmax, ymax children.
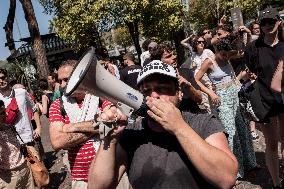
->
<box><xmin>119</xmin><ymin>112</ymin><xmax>224</xmax><ymax>189</ymax></box>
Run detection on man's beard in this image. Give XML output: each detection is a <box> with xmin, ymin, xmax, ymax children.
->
<box><xmin>0</xmin><ymin>84</ymin><xmax>12</xmax><ymax>97</ymax></box>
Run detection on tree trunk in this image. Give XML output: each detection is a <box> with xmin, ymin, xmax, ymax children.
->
<box><xmin>173</xmin><ymin>29</ymin><xmax>186</xmax><ymax>67</ymax></box>
<box><xmin>126</xmin><ymin>21</ymin><xmax>142</xmax><ymax>64</ymax></box>
<box><xmin>19</xmin><ymin>0</ymin><xmax>49</xmax><ymax>79</ymax></box>
<box><xmin>3</xmin><ymin>0</ymin><xmax>16</xmax><ymax>55</ymax></box>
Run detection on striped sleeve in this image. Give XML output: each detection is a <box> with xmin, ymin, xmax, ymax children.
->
<box><xmin>49</xmin><ymin>99</ymin><xmax>64</xmax><ymax>123</ymax></box>
<box><xmin>101</xmin><ymin>100</ymin><xmax>113</xmax><ymax>110</ymax></box>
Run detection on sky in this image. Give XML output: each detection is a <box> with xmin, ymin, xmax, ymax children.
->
<box><xmin>0</xmin><ymin>0</ymin><xmax>53</xmax><ymax>60</ymax></box>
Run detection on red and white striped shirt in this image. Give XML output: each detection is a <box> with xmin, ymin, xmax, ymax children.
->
<box><xmin>49</xmin><ymin>98</ymin><xmax>112</xmax><ymax>181</ymax></box>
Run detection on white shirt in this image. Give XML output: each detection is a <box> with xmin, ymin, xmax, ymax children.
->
<box><xmin>192</xmin><ymin>49</ymin><xmax>215</xmax><ymax>74</ymax></box>
<box><xmin>140</xmin><ymin>51</ymin><xmax>150</xmax><ymax>67</ymax></box>
<box><xmin>13</xmin><ymin>88</ymin><xmax>36</xmax><ymax>144</ymax></box>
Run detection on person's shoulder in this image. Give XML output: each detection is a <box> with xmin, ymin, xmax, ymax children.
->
<box><xmin>120</xmin><ymin>66</ymin><xmax>128</xmax><ymax>74</ymax></box>
<box><xmin>50</xmin><ymin>98</ymin><xmax>61</xmax><ymax>110</ymax></box>
<box><xmin>182</xmin><ymin>112</ymin><xmax>224</xmax><ymax>139</ymax></box>
<box><xmin>133</xmin><ymin>64</ymin><xmax>142</xmax><ymax>69</ymax></box>
<box><xmin>203</xmin><ymin>48</ymin><xmax>214</xmax><ymax>54</ymax></box>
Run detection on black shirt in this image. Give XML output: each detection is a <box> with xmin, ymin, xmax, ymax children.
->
<box><xmin>120</xmin><ymin>65</ymin><xmax>142</xmax><ymax>90</ymax></box>
<box><xmin>244</xmin><ymin>39</ymin><xmax>284</xmax><ymax>115</ymax></box>
<box><xmin>120</xmin><ymin>112</ymin><xmax>224</xmax><ymax>189</ymax></box>
<box><xmin>178</xmin><ymin>68</ymin><xmax>201</xmax><ymax>113</ymax></box>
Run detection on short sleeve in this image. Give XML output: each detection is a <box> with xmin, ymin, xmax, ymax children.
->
<box><xmin>49</xmin><ymin>99</ymin><xmax>64</xmax><ymax>123</ymax></box>
<box><xmin>201</xmin><ymin>115</ymin><xmax>225</xmax><ymax>139</ymax></box>
<box><xmin>183</xmin><ymin>112</ymin><xmax>224</xmax><ymax>140</ymax></box>
<box><xmin>101</xmin><ymin>100</ymin><xmax>113</xmax><ymax>110</ymax></box>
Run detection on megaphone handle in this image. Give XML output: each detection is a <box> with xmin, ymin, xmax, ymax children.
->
<box><xmin>98</xmin><ymin>122</ymin><xmax>115</xmax><ymax>140</ymax></box>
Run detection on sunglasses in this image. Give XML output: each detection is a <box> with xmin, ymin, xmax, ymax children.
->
<box><xmin>197</xmin><ymin>41</ymin><xmax>205</xmax><ymax>44</ymax></box>
<box><xmin>260</xmin><ymin>19</ymin><xmax>277</xmax><ymax>26</ymax></box>
<box><xmin>58</xmin><ymin>78</ymin><xmax>69</xmax><ymax>84</ymax></box>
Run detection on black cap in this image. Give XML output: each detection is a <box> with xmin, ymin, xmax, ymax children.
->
<box><xmin>259</xmin><ymin>8</ymin><xmax>279</xmax><ymax>20</ymax></box>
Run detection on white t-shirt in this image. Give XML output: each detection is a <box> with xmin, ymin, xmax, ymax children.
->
<box><xmin>192</xmin><ymin>49</ymin><xmax>215</xmax><ymax>88</ymax></box>
<box><xmin>192</xmin><ymin>49</ymin><xmax>215</xmax><ymax>74</ymax></box>
<box><xmin>140</xmin><ymin>51</ymin><xmax>150</xmax><ymax>67</ymax></box>
<box><xmin>13</xmin><ymin>88</ymin><xmax>36</xmax><ymax>144</ymax></box>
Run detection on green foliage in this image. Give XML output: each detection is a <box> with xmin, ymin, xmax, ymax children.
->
<box><xmin>5</xmin><ymin>58</ymin><xmax>37</xmax><ymax>94</ymax></box>
<box><xmin>141</xmin><ymin>0</ymin><xmax>184</xmax><ymax>41</ymax></box>
<box><xmin>187</xmin><ymin>0</ymin><xmax>284</xmax><ymax>32</ymax></box>
<box><xmin>39</xmin><ymin>0</ymin><xmax>184</xmax><ymax>52</ymax></box>
<box><xmin>113</xmin><ymin>27</ymin><xmax>133</xmax><ymax>48</ymax></box>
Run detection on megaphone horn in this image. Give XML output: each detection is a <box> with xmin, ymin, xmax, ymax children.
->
<box><xmin>65</xmin><ymin>47</ymin><xmax>145</xmax><ymax>117</ymax></box>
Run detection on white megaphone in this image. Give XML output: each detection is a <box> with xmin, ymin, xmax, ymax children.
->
<box><xmin>65</xmin><ymin>47</ymin><xmax>147</xmax><ymax>119</ymax></box>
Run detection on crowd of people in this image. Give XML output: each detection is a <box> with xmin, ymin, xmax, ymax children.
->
<box><xmin>0</xmin><ymin>6</ymin><xmax>284</xmax><ymax>189</ymax></box>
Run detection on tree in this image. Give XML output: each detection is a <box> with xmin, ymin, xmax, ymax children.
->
<box><xmin>113</xmin><ymin>27</ymin><xmax>133</xmax><ymax>52</ymax></box>
<box><xmin>3</xmin><ymin>0</ymin><xmax>16</xmax><ymax>55</ymax></box>
<box><xmin>19</xmin><ymin>0</ymin><xmax>49</xmax><ymax>79</ymax></box>
<box><xmin>39</xmin><ymin>0</ymin><xmax>184</xmax><ymax>63</ymax></box>
<box><xmin>188</xmin><ymin>0</ymin><xmax>284</xmax><ymax>31</ymax></box>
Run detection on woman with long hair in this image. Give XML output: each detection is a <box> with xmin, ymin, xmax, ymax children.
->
<box><xmin>190</xmin><ymin>36</ymin><xmax>215</xmax><ymax>113</ymax></box>
<box><xmin>244</xmin><ymin>8</ymin><xmax>284</xmax><ymax>189</ymax></box>
<box><xmin>195</xmin><ymin>37</ymin><xmax>257</xmax><ymax>180</ymax></box>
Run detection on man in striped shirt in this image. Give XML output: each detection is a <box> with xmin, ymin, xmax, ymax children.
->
<box><xmin>49</xmin><ymin>60</ymin><xmax>111</xmax><ymax>188</ymax></box>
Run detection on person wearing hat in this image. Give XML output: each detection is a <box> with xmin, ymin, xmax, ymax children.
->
<box><xmin>89</xmin><ymin>60</ymin><xmax>238</xmax><ymax>189</ymax></box>
<box><xmin>244</xmin><ymin>7</ymin><xmax>284</xmax><ymax>189</ymax></box>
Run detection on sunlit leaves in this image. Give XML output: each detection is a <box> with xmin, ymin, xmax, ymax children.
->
<box><xmin>40</xmin><ymin>0</ymin><xmax>184</xmax><ymax>51</ymax></box>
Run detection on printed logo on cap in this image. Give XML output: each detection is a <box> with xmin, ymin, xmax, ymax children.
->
<box><xmin>137</xmin><ymin>60</ymin><xmax>177</xmax><ymax>85</ymax></box>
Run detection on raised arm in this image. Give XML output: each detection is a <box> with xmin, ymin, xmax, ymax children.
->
<box><xmin>146</xmin><ymin>97</ymin><xmax>238</xmax><ymax>189</ymax></box>
<box><xmin>195</xmin><ymin>58</ymin><xmax>220</xmax><ymax>106</ymax></box>
<box><xmin>88</xmin><ymin>107</ymin><xmax>128</xmax><ymax>189</ymax></box>
<box><xmin>177</xmin><ymin>71</ymin><xmax>202</xmax><ymax>104</ymax></box>
<box><xmin>181</xmin><ymin>36</ymin><xmax>192</xmax><ymax>49</ymax></box>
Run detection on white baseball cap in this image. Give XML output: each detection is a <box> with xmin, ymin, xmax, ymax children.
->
<box><xmin>137</xmin><ymin>60</ymin><xmax>177</xmax><ymax>85</ymax></box>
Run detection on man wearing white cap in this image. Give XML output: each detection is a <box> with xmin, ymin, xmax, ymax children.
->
<box><xmin>89</xmin><ymin>60</ymin><xmax>238</xmax><ymax>189</ymax></box>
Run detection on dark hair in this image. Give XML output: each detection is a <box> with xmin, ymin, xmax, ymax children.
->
<box><xmin>215</xmin><ymin>37</ymin><xmax>234</xmax><ymax>51</ymax></box>
<box><xmin>216</xmin><ymin>24</ymin><xmax>233</xmax><ymax>33</ymax></box>
<box><xmin>198</xmin><ymin>26</ymin><xmax>210</xmax><ymax>36</ymax></box>
<box><xmin>49</xmin><ymin>72</ymin><xmax>58</xmax><ymax>82</ymax></box>
<box><xmin>38</xmin><ymin>78</ymin><xmax>49</xmax><ymax>90</ymax></box>
<box><xmin>191</xmin><ymin>36</ymin><xmax>206</xmax><ymax>52</ymax></box>
<box><xmin>0</xmin><ymin>68</ymin><xmax>7</xmax><ymax>77</ymax></box>
<box><xmin>150</xmin><ymin>43</ymin><xmax>173</xmax><ymax>60</ymax></box>
<box><xmin>259</xmin><ymin>18</ymin><xmax>284</xmax><ymax>42</ymax></box>
<box><xmin>249</xmin><ymin>21</ymin><xmax>260</xmax><ymax>33</ymax></box>
<box><xmin>60</xmin><ymin>59</ymin><xmax>77</xmax><ymax>69</ymax></box>
<box><xmin>123</xmin><ymin>52</ymin><xmax>135</xmax><ymax>61</ymax></box>
<box><xmin>142</xmin><ymin>39</ymin><xmax>152</xmax><ymax>51</ymax></box>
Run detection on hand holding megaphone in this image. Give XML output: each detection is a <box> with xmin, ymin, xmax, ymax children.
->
<box><xmin>65</xmin><ymin>47</ymin><xmax>148</xmax><ymax>138</ymax></box>
<box><xmin>94</xmin><ymin>106</ymin><xmax>128</xmax><ymax>142</ymax></box>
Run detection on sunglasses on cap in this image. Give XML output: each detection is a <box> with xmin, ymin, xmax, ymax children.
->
<box><xmin>58</xmin><ymin>78</ymin><xmax>69</xmax><ymax>84</ymax></box>
<box><xmin>260</xmin><ymin>18</ymin><xmax>277</xmax><ymax>26</ymax></box>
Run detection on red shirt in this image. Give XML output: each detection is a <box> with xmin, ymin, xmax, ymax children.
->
<box><xmin>49</xmin><ymin>98</ymin><xmax>112</xmax><ymax>181</ymax></box>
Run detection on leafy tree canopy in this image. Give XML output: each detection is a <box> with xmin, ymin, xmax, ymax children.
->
<box><xmin>39</xmin><ymin>0</ymin><xmax>184</xmax><ymax>52</ymax></box>
<box><xmin>188</xmin><ymin>0</ymin><xmax>284</xmax><ymax>32</ymax></box>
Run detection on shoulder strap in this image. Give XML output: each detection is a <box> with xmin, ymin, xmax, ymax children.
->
<box><xmin>59</xmin><ymin>97</ymin><xmax>66</xmax><ymax>118</ymax></box>
<box><xmin>11</xmin><ymin>126</ymin><xmax>25</xmax><ymax>144</ymax></box>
